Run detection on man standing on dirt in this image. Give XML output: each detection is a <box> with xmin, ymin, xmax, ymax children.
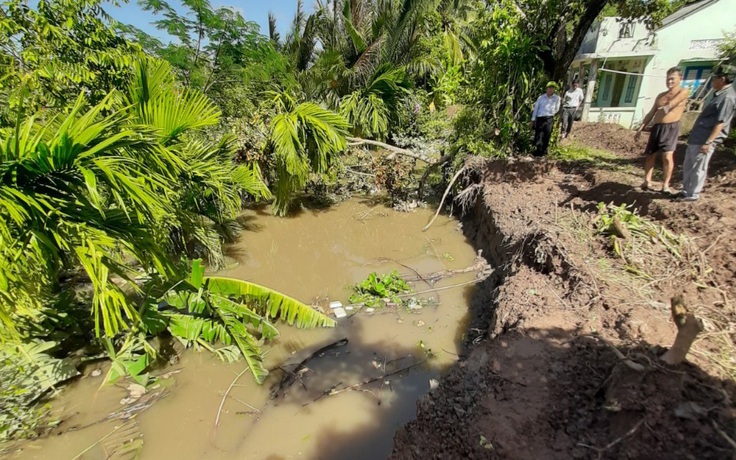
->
<box><xmin>561</xmin><ymin>79</ymin><xmax>584</xmax><ymax>139</ymax></box>
<box><xmin>634</xmin><ymin>67</ymin><xmax>689</xmax><ymax>194</ymax></box>
<box><xmin>678</xmin><ymin>65</ymin><xmax>736</xmax><ymax>202</ymax></box>
<box><xmin>531</xmin><ymin>82</ymin><xmax>561</xmax><ymax>157</ymax></box>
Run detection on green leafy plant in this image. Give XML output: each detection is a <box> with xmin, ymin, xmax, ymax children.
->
<box><xmin>0</xmin><ymin>341</ymin><xmax>79</xmax><ymax>441</ymax></box>
<box><xmin>139</xmin><ymin>260</ymin><xmax>336</xmax><ymax>384</ymax></box>
<box><xmin>267</xmin><ymin>90</ymin><xmax>349</xmax><ymax>216</ymax></box>
<box><xmin>595</xmin><ymin>202</ymin><xmax>686</xmax><ymax>274</ymax></box>
<box><xmin>349</xmin><ymin>270</ymin><xmax>413</xmax><ymax>308</ymax></box>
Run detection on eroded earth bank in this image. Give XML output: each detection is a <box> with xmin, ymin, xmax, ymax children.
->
<box><xmin>391</xmin><ymin>124</ymin><xmax>736</xmax><ymax>460</ymax></box>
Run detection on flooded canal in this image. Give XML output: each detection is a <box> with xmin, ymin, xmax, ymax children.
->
<box><xmin>7</xmin><ymin>199</ymin><xmax>480</xmax><ymax>460</ymax></box>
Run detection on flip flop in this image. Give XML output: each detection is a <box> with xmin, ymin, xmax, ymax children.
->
<box><xmin>641</xmin><ymin>182</ymin><xmax>650</xmax><ymax>191</ymax></box>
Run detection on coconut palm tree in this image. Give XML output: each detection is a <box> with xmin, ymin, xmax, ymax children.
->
<box><xmin>0</xmin><ymin>93</ymin><xmax>176</xmax><ymax>337</ymax></box>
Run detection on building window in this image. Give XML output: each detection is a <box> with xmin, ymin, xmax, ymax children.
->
<box><xmin>624</xmin><ymin>75</ymin><xmax>638</xmax><ymax>103</ymax></box>
<box><xmin>619</xmin><ymin>22</ymin><xmax>635</xmax><ymax>39</ymax></box>
<box><xmin>683</xmin><ymin>65</ymin><xmax>714</xmax><ymax>96</ymax></box>
<box><xmin>601</xmin><ymin>74</ymin><xmax>613</xmax><ymax>101</ymax></box>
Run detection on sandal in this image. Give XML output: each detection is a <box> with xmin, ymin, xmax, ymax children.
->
<box><xmin>641</xmin><ymin>182</ymin><xmax>651</xmax><ymax>191</ymax></box>
<box><xmin>661</xmin><ymin>186</ymin><xmax>672</xmax><ymax>194</ymax></box>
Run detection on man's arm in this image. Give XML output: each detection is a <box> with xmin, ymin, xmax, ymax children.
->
<box><xmin>635</xmin><ymin>102</ymin><xmax>658</xmax><ymax>140</ymax></box>
<box><xmin>700</xmin><ymin>122</ymin><xmax>724</xmax><ymax>153</ymax></box>
<box><xmin>554</xmin><ymin>95</ymin><xmax>561</xmax><ymax>115</ymax></box>
<box><xmin>576</xmin><ymin>89</ymin><xmax>584</xmax><ymax>109</ymax></box>
<box><xmin>661</xmin><ymin>87</ymin><xmax>690</xmax><ymax>114</ymax></box>
<box><xmin>700</xmin><ymin>97</ymin><xmax>735</xmax><ymax>153</ymax></box>
<box><xmin>531</xmin><ymin>96</ymin><xmax>539</xmax><ymax>125</ymax></box>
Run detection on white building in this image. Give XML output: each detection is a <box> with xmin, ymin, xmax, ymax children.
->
<box><xmin>570</xmin><ymin>0</ymin><xmax>736</xmax><ymax>129</ymax></box>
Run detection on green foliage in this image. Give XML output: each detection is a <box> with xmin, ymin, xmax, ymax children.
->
<box><xmin>339</xmin><ymin>65</ymin><xmax>411</xmax><ymax>140</ymax></box>
<box><xmin>0</xmin><ymin>0</ymin><xmax>141</xmax><ymax>117</ymax></box>
<box><xmin>268</xmin><ymin>91</ymin><xmax>349</xmax><ymax>215</ymax></box>
<box><xmin>0</xmin><ymin>340</ymin><xmax>79</xmax><ymax>441</ymax></box>
<box><xmin>349</xmin><ymin>270</ymin><xmax>413</xmax><ymax>307</ymax></box>
<box><xmin>285</xmin><ymin>0</ymin><xmax>448</xmax><ymax>140</ymax></box>
<box><xmin>0</xmin><ymin>56</ymin><xmax>269</xmax><ymax>338</ymax></box>
<box><xmin>0</xmin><ymin>92</ymin><xmax>176</xmax><ymax>336</ymax></box>
<box><xmin>135</xmin><ymin>0</ymin><xmax>278</xmax><ymax>116</ymax></box>
<box><xmin>595</xmin><ymin>202</ymin><xmax>684</xmax><ymax>263</ymax></box>
<box><xmin>145</xmin><ymin>260</ymin><xmax>335</xmax><ymax>384</ymax></box>
<box><xmin>718</xmin><ymin>30</ymin><xmax>736</xmax><ymax>65</ymax></box>
<box><xmin>455</xmin><ymin>0</ymin><xmax>545</xmax><ymax>158</ymax></box>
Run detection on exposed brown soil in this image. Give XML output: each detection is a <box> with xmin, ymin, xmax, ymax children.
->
<box><xmin>391</xmin><ymin>123</ymin><xmax>736</xmax><ymax>459</ymax></box>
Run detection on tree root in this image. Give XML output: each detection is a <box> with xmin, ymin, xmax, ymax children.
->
<box><xmin>578</xmin><ymin>418</ymin><xmax>645</xmax><ymax>460</ymax></box>
<box><xmin>423</xmin><ymin>166</ymin><xmax>466</xmax><ymax>232</ymax></box>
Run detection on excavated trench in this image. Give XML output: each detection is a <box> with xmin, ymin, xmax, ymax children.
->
<box><xmin>390</xmin><ymin>159</ymin><xmax>736</xmax><ymax>460</ymax></box>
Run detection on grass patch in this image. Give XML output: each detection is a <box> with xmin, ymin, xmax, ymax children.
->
<box><xmin>551</xmin><ymin>143</ymin><xmax>634</xmax><ymax>173</ymax></box>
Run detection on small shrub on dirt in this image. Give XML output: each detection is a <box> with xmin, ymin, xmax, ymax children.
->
<box><xmin>373</xmin><ymin>157</ymin><xmax>415</xmax><ymax>204</ymax></box>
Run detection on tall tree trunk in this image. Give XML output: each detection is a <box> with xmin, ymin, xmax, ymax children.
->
<box><xmin>545</xmin><ymin>0</ymin><xmax>609</xmax><ymax>82</ymax></box>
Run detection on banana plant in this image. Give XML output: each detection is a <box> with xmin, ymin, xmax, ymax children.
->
<box><xmin>143</xmin><ymin>260</ymin><xmax>335</xmax><ymax>384</ymax></box>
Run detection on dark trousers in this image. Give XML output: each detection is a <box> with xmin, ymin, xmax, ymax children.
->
<box><xmin>561</xmin><ymin>107</ymin><xmax>576</xmax><ymax>136</ymax></box>
<box><xmin>533</xmin><ymin>116</ymin><xmax>554</xmax><ymax>157</ymax></box>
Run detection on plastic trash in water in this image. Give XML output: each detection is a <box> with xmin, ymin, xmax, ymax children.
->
<box><xmin>332</xmin><ymin>307</ymin><xmax>347</xmax><ymax>318</ymax></box>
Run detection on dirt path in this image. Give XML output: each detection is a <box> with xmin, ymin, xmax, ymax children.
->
<box><xmin>390</xmin><ymin>123</ymin><xmax>736</xmax><ymax>459</ymax></box>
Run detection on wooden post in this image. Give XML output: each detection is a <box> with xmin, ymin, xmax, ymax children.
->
<box><xmin>582</xmin><ymin>58</ymin><xmax>598</xmax><ymax>122</ymax></box>
<box><xmin>660</xmin><ymin>295</ymin><xmax>703</xmax><ymax>366</ymax></box>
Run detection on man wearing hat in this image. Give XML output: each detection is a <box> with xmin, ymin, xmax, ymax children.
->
<box><xmin>531</xmin><ymin>81</ymin><xmax>561</xmax><ymax>157</ymax></box>
<box><xmin>678</xmin><ymin>65</ymin><xmax>736</xmax><ymax>201</ymax></box>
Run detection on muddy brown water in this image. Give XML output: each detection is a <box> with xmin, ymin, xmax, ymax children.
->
<box><xmin>7</xmin><ymin>199</ymin><xmax>479</xmax><ymax>460</ymax></box>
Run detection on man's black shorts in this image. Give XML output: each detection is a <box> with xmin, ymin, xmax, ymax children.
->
<box><xmin>644</xmin><ymin>121</ymin><xmax>680</xmax><ymax>155</ymax></box>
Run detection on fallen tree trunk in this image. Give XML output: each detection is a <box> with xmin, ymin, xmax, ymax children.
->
<box><xmin>660</xmin><ymin>295</ymin><xmax>703</xmax><ymax>365</ymax></box>
<box><xmin>346</xmin><ymin>137</ymin><xmax>430</xmax><ymax>163</ymax></box>
<box><xmin>270</xmin><ymin>338</ymin><xmax>349</xmax><ymax>400</ymax></box>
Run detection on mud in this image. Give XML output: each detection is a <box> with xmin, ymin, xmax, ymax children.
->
<box><xmin>4</xmin><ymin>201</ymin><xmax>480</xmax><ymax>460</ymax></box>
<box><xmin>391</xmin><ymin>127</ymin><xmax>736</xmax><ymax>459</ymax></box>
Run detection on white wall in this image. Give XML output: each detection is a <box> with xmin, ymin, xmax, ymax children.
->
<box><xmin>636</xmin><ymin>0</ymin><xmax>736</xmax><ymax>125</ymax></box>
<box><xmin>593</xmin><ymin>17</ymin><xmax>654</xmax><ymax>55</ymax></box>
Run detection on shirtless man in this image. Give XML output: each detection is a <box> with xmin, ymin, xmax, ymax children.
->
<box><xmin>634</xmin><ymin>67</ymin><xmax>689</xmax><ymax>194</ymax></box>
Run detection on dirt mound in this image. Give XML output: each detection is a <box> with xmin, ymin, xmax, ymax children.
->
<box><xmin>569</xmin><ymin>122</ymin><xmax>647</xmax><ymax>156</ymax></box>
<box><xmin>393</xmin><ymin>329</ymin><xmax>735</xmax><ymax>460</ymax></box>
<box><xmin>391</xmin><ymin>147</ymin><xmax>736</xmax><ymax>459</ymax></box>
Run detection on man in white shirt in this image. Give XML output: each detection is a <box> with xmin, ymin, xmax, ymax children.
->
<box><xmin>561</xmin><ymin>80</ymin><xmax>584</xmax><ymax>139</ymax></box>
<box><xmin>531</xmin><ymin>82</ymin><xmax>561</xmax><ymax>156</ymax></box>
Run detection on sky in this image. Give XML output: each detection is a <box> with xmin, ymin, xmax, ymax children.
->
<box><xmin>106</xmin><ymin>0</ymin><xmax>314</xmax><ymax>42</ymax></box>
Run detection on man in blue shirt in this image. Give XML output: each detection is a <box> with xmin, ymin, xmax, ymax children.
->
<box><xmin>678</xmin><ymin>65</ymin><xmax>736</xmax><ymax>201</ymax></box>
<box><xmin>531</xmin><ymin>82</ymin><xmax>561</xmax><ymax>157</ymax></box>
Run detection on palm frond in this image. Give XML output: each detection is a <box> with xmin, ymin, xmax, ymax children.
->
<box><xmin>268</xmin><ymin>11</ymin><xmax>281</xmax><ymax>45</ymax></box>
<box><xmin>205</xmin><ymin>276</ymin><xmax>336</xmax><ymax>329</ymax></box>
